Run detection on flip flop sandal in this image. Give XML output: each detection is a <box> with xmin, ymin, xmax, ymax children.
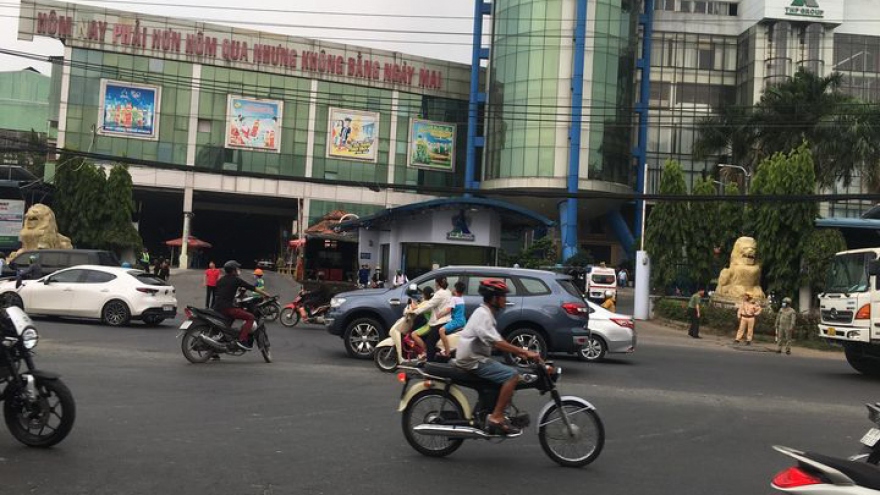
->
<box><xmin>486</xmin><ymin>417</ymin><xmax>521</xmax><ymax>436</ymax></box>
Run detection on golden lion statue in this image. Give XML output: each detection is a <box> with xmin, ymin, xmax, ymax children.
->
<box><xmin>10</xmin><ymin>204</ymin><xmax>72</xmax><ymax>259</ymax></box>
<box><xmin>714</xmin><ymin>236</ymin><xmax>765</xmax><ymax>301</ymax></box>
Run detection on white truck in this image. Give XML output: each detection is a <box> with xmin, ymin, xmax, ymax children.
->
<box><xmin>818</xmin><ymin>248</ymin><xmax>880</xmax><ymax>375</ymax></box>
<box><xmin>586</xmin><ymin>266</ymin><xmax>618</xmax><ymax>302</ymax></box>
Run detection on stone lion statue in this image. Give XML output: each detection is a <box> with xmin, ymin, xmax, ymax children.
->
<box><xmin>714</xmin><ymin>236</ymin><xmax>765</xmax><ymax>301</ymax></box>
<box><xmin>10</xmin><ymin>204</ymin><xmax>72</xmax><ymax>259</ymax></box>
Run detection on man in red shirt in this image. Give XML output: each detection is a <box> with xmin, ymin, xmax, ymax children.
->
<box><xmin>204</xmin><ymin>261</ymin><xmax>222</xmax><ymax>308</ymax></box>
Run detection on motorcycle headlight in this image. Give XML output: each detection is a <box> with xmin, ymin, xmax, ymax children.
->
<box><xmin>21</xmin><ymin>328</ymin><xmax>38</xmax><ymax>349</ymax></box>
<box><xmin>330</xmin><ymin>297</ymin><xmax>346</xmax><ymax>308</ymax></box>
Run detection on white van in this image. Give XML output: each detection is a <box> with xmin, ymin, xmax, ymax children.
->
<box><xmin>586</xmin><ymin>266</ymin><xmax>617</xmax><ymax>301</ymax></box>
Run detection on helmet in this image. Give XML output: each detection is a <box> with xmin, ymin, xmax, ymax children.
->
<box><xmin>121</xmin><ymin>261</ymin><xmax>132</xmax><ymax>268</ymax></box>
<box><xmin>29</xmin><ymin>255</ymin><xmax>37</xmax><ymax>261</ymax></box>
<box><xmin>478</xmin><ymin>278</ymin><xmax>509</xmax><ymax>298</ymax></box>
<box><xmin>782</xmin><ymin>297</ymin><xmax>792</xmax><ymax>304</ymax></box>
<box><xmin>604</xmin><ymin>290</ymin><xmax>614</xmax><ymax>298</ymax></box>
<box><xmin>223</xmin><ymin>260</ymin><xmax>241</xmax><ymax>274</ymax></box>
<box><xmin>254</xmin><ymin>268</ymin><xmax>264</xmax><ymax>276</ymax></box>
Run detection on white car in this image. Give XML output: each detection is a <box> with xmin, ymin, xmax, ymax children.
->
<box><xmin>0</xmin><ymin>265</ymin><xmax>177</xmax><ymax>326</ymax></box>
<box><xmin>579</xmin><ymin>300</ymin><xmax>635</xmax><ymax>362</ymax></box>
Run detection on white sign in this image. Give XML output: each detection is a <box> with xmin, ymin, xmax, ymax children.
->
<box><xmin>0</xmin><ymin>200</ymin><xmax>25</xmax><ymax>244</ymax></box>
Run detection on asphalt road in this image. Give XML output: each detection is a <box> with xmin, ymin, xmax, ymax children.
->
<box><xmin>0</xmin><ymin>274</ymin><xmax>876</xmax><ymax>495</ymax></box>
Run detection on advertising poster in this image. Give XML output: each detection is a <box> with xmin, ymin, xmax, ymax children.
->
<box><xmin>98</xmin><ymin>80</ymin><xmax>161</xmax><ymax>140</ymax></box>
<box><xmin>225</xmin><ymin>96</ymin><xmax>283</xmax><ymax>152</ymax></box>
<box><xmin>327</xmin><ymin>108</ymin><xmax>380</xmax><ymax>162</ymax></box>
<box><xmin>409</xmin><ymin>119</ymin><xmax>456</xmax><ymax>172</ymax></box>
<box><xmin>0</xmin><ymin>200</ymin><xmax>24</xmax><ymax>246</ymax></box>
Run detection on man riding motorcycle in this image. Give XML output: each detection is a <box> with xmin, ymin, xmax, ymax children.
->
<box><xmin>454</xmin><ymin>278</ymin><xmax>541</xmax><ymax>435</ymax></box>
<box><xmin>213</xmin><ymin>260</ymin><xmax>269</xmax><ymax>350</ymax></box>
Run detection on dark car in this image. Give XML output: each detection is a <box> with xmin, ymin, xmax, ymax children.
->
<box><xmin>3</xmin><ymin>249</ymin><xmax>121</xmax><ymax>277</ymax></box>
<box><xmin>325</xmin><ymin>266</ymin><xmax>595</xmax><ymax>360</ymax></box>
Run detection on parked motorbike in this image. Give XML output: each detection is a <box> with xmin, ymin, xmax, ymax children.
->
<box><xmin>771</xmin><ymin>402</ymin><xmax>880</xmax><ymax>493</ymax></box>
<box><xmin>279</xmin><ymin>290</ymin><xmax>330</xmax><ymax>327</ymax></box>
<box><xmin>179</xmin><ymin>293</ymin><xmax>278</xmax><ymax>363</ymax></box>
<box><xmin>0</xmin><ymin>306</ymin><xmax>76</xmax><ymax>447</ymax></box>
<box><xmin>397</xmin><ymin>360</ymin><xmax>604</xmax><ymax>467</ymax></box>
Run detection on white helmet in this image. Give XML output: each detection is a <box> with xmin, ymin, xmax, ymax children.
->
<box><xmin>604</xmin><ymin>290</ymin><xmax>614</xmax><ymax>298</ymax></box>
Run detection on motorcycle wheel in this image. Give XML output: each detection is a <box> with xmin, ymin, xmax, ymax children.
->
<box><xmin>538</xmin><ymin>399</ymin><xmax>605</xmax><ymax>467</ymax></box>
<box><xmin>263</xmin><ymin>303</ymin><xmax>281</xmax><ymax>322</ymax></box>
<box><xmin>279</xmin><ymin>308</ymin><xmax>301</xmax><ymax>328</ymax></box>
<box><xmin>4</xmin><ymin>377</ymin><xmax>76</xmax><ymax>448</ymax></box>
<box><xmin>181</xmin><ymin>325</ymin><xmax>216</xmax><ymax>364</ymax></box>
<box><xmin>402</xmin><ymin>390</ymin><xmax>465</xmax><ymax>458</ymax></box>
<box><xmin>255</xmin><ymin>327</ymin><xmax>272</xmax><ymax>363</ymax></box>
<box><xmin>373</xmin><ymin>346</ymin><xmax>398</xmax><ymax>372</ymax></box>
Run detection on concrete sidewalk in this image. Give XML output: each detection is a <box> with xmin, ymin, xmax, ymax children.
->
<box><xmin>165</xmin><ymin>268</ymin><xmax>303</xmax><ymax>310</ymax></box>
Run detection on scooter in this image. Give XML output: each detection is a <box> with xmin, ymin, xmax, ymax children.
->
<box><xmin>397</xmin><ymin>360</ymin><xmax>605</xmax><ymax>467</ymax></box>
<box><xmin>771</xmin><ymin>402</ymin><xmax>880</xmax><ymax>493</ymax></box>
<box><xmin>373</xmin><ymin>321</ymin><xmax>459</xmax><ymax>372</ymax></box>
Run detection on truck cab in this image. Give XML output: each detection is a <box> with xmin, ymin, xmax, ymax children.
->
<box><xmin>818</xmin><ymin>248</ymin><xmax>880</xmax><ymax>375</ymax></box>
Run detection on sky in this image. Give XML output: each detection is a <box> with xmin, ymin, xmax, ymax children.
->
<box><xmin>0</xmin><ymin>0</ymin><xmax>481</xmax><ymax>75</ymax></box>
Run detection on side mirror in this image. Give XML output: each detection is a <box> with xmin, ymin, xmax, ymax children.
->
<box><xmin>42</xmin><ymin>278</ymin><xmax>51</xmax><ymax>285</ymax></box>
<box><xmin>868</xmin><ymin>260</ymin><xmax>880</xmax><ymax>276</ymax></box>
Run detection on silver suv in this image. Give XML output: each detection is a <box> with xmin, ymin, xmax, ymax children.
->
<box><xmin>326</xmin><ymin>266</ymin><xmax>609</xmax><ymax>360</ymax></box>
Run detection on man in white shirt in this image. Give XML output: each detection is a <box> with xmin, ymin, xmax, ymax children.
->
<box><xmin>455</xmin><ymin>279</ymin><xmax>540</xmax><ymax>435</ymax></box>
<box><xmin>412</xmin><ymin>275</ymin><xmax>452</xmax><ymax>361</ymax></box>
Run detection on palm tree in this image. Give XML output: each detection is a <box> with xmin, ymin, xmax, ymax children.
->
<box><xmin>694</xmin><ymin>69</ymin><xmax>880</xmax><ymax>190</ymax></box>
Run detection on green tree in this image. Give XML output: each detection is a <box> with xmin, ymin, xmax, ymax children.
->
<box><xmin>714</xmin><ymin>182</ymin><xmax>744</xmax><ymax>263</ymax></box>
<box><xmin>800</xmin><ymin>228</ymin><xmax>847</xmax><ymax>294</ymax></box>
<box><xmin>695</xmin><ymin>69</ymin><xmax>880</xmax><ymax>190</ymax></box>
<box><xmin>748</xmin><ymin>143</ymin><xmax>819</xmax><ymax>298</ymax></box>
<box><xmin>687</xmin><ymin>176</ymin><xmax>717</xmax><ymax>287</ymax></box>
<box><xmin>645</xmin><ymin>160</ymin><xmax>690</xmax><ymax>291</ymax></box>
<box><xmin>101</xmin><ymin>165</ymin><xmax>142</xmax><ymax>253</ymax></box>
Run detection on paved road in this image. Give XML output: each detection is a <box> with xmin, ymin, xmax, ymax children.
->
<box><xmin>0</xmin><ymin>274</ymin><xmax>876</xmax><ymax>495</ymax></box>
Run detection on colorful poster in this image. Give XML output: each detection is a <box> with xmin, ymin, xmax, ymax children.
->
<box><xmin>0</xmin><ymin>200</ymin><xmax>24</xmax><ymax>245</ymax></box>
<box><xmin>327</xmin><ymin>108</ymin><xmax>380</xmax><ymax>162</ymax></box>
<box><xmin>98</xmin><ymin>80</ymin><xmax>160</xmax><ymax>140</ymax></box>
<box><xmin>225</xmin><ymin>96</ymin><xmax>283</xmax><ymax>152</ymax></box>
<box><xmin>409</xmin><ymin>119</ymin><xmax>456</xmax><ymax>172</ymax></box>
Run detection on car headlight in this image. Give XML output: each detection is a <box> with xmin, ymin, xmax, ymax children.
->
<box><xmin>330</xmin><ymin>297</ymin><xmax>346</xmax><ymax>308</ymax></box>
<box><xmin>21</xmin><ymin>328</ymin><xmax>38</xmax><ymax>349</ymax></box>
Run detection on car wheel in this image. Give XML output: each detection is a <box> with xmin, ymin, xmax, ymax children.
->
<box><xmin>504</xmin><ymin>328</ymin><xmax>547</xmax><ymax>365</ymax></box>
<box><xmin>578</xmin><ymin>335</ymin><xmax>607</xmax><ymax>362</ymax></box>
<box><xmin>343</xmin><ymin>317</ymin><xmax>383</xmax><ymax>359</ymax></box>
<box><xmin>102</xmin><ymin>300</ymin><xmax>131</xmax><ymax>327</ymax></box>
<box><xmin>0</xmin><ymin>292</ymin><xmax>23</xmax><ymax>310</ymax></box>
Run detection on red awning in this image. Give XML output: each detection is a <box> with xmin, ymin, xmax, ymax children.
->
<box><xmin>165</xmin><ymin>236</ymin><xmax>213</xmax><ymax>249</ymax></box>
<box><xmin>288</xmin><ymin>239</ymin><xmax>306</xmax><ymax>248</ymax></box>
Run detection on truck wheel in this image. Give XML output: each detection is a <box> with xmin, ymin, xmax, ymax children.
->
<box><xmin>844</xmin><ymin>343</ymin><xmax>880</xmax><ymax>377</ymax></box>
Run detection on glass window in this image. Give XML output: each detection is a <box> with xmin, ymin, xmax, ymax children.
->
<box><xmin>417</xmin><ymin>275</ymin><xmax>462</xmax><ymax>296</ymax></box>
<box><xmin>519</xmin><ymin>277</ymin><xmax>550</xmax><ymax>295</ymax></box>
<box><xmin>48</xmin><ymin>269</ymin><xmax>85</xmax><ymax>284</ymax></box>
<box><xmin>465</xmin><ymin>277</ymin><xmax>519</xmax><ymax>297</ymax></box>
<box><xmin>82</xmin><ymin>270</ymin><xmax>116</xmax><ymax>284</ymax></box>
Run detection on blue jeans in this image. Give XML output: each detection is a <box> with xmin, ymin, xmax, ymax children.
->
<box><xmin>472</xmin><ymin>359</ymin><xmax>518</xmax><ymax>385</ymax></box>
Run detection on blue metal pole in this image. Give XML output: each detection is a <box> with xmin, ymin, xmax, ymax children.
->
<box><xmin>562</xmin><ymin>0</ymin><xmax>588</xmax><ymax>261</ymax></box>
<box><xmin>465</xmin><ymin>1</ymin><xmax>490</xmax><ymax>196</ymax></box>
<box><xmin>633</xmin><ymin>0</ymin><xmax>656</xmax><ymax>249</ymax></box>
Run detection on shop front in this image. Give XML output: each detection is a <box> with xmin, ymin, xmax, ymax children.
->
<box><xmin>336</xmin><ymin>197</ymin><xmax>554</xmax><ymax>282</ymax></box>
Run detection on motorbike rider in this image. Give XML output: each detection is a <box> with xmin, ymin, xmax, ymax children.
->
<box><xmin>297</xmin><ymin>274</ymin><xmax>331</xmax><ymax>322</ymax></box>
<box><xmin>213</xmin><ymin>260</ymin><xmax>270</xmax><ymax>350</ymax></box>
<box><xmin>411</xmin><ymin>276</ymin><xmax>452</xmax><ymax>361</ymax></box>
<box><xmin>454</xmin><ymin>279</ymin><xmax>541</xmax><ymax>435</ymax></box>
<box><xmin>600</xmin><ymin>290</ymin><xmax>616</xmax><ymax>312</ymax></box>
<box><xmin>15</xmin><ymin>255</ymin><xmax>42</xmax><ymax>288</ymax></box>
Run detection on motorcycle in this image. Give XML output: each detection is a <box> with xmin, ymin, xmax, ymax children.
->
<box><xmin>397</xmin><ymin>360</ymin><xmax>605</xmax><ymax>467</ymax></box>
<box><xmin>374</xmin><ymin>317</ymin><xmax>459</xmax><ymax>372</ymax></box>
<box><xmin>279</xmin><ymin>289</ymin><xmax>330</xmax><ymax>327</ymax></box>
<box><xmin>0</xmin><ymin>306</ymin><xmax>76</xmax><ymax>447</ymax></box>
<box><xmin>179</xmin><ymin>293</ymin><xmax>279</xmax><ymax>364</ymax></box>
<box><xmin>771</xmin><ymin>402</ymin><xmax>880</xmax><ymax>493</ymax></box>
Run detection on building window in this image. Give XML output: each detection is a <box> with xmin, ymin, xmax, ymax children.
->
<box><xmin>679</xmin><ymin>0</ymin><xmax>692</xmax><ymax>12</ymax></box>
<box><xmin>661</xmin><ymin>0</ymin><xmax>675</xmax><ymax>11</ymax></box>
<box><xmin>698</xmin><ymin>45</ymin><xmax>715</xmax><ymax>69</ymax></box>
<box><xmin>693</xmin><ymin>1</ymin><xmax>708</xmax><ymax>14</ymax></box>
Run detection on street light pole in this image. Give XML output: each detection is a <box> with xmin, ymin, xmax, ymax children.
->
<box><xmin>718</xmin><ymin>164</ymin><xmax>751</xmax><ymax>192</ymax></box>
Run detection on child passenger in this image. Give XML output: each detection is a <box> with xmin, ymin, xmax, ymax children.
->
<box><xmin>438</xmin><ymin>281</ymin><xmax>467</xmax><ymax>357</ymax></box>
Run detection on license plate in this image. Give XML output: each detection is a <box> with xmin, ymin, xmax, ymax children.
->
<box><xmin>179</xmin><ymin>320</ymin><xmax>193</xmax><ymax>330</ymax></box>
<box><xmin>827</xmin><ymin>327</ymin><xmax>836</xmax><ymax>336</ymax></box>
<box><xmin>163</xmin><ymin>305</ymin><xmax>174</xmax><ymax>312</ymax></box>
<box><xmin>861</xmin><ymin>428</ymin><xmax>880</xmax><ymax>447</ymax></box>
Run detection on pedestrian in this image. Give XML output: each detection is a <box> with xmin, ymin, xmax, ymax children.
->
<box><xmin>204</xmin><ymin>261</ymin><xmax>221</xmax><ymax>308</ymax></box>
<box><xmin>687</xmin><ymin>288</ymin><xmax>705</xmax><ymax>339</ymax></box>
<box><xmin>393</xmin><ymin>269</ymin><xmax>408</xmax><ymax>288</ymax></box>
<box><xmin>153</xmin><ymin>257</ymin><xmax>162</xmax><ymax>276</ymax></box>
<box><xmin>140</xmin><ymin>247</ymin><xmax>151</xmax><ymax>274</ymax></box>
<box><xmin>735</xmin><ymin>293</ymin><xmax>762</xmax><ymax>345</ymax></box>
<box><xmin>775</xmin><ymin>297</ymin><xmax>796</xmax><ymax>355</ymax></box>
<box><xmin>618</xmin><ymin>269</ymin><xmax>628</xmax><ymax>288</ymax></box>
<box><xmin>0</xmin><ymin>252</ymin><xmax>6</xmax><ymax>276</ymax></box>
<box><xmin>158</xmin><ymin>259</ymin><xmax>170</xmax><ymax>281</ymax></box>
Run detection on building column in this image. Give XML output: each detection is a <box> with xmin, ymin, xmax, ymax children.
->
<box><xmin>56</xmin><ymin>45</ymin><xmax>73</xmax><ymax>150</ymax></box>
<box><xmin>304</xmin><ymin>79</ymin><xmax>319</xmax><ymax>179</ymax></box>
<box><xmin>387</xmin><ymin>90</ymin><xmax>399</xmax><ymax>206</ymax></box>
<box><xmin>179</xmin><ymin>64</ymin><xmax>201</xmax><ymax>269</ymax></box>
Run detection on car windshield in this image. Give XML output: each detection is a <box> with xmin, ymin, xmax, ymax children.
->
<box><xmin>128</xmin><ymin>271</ymin><xmax>169</xmax><ymax>286</ymax></box>
<box><xmin>825</xmin><ymin>252</ymin><xmax>874</xmax><ymax>294</ymax></box>
<box><xmin>591</xmin><ymin>274</ymin><xmax>616</xmax><ymax>285</ymax></box>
